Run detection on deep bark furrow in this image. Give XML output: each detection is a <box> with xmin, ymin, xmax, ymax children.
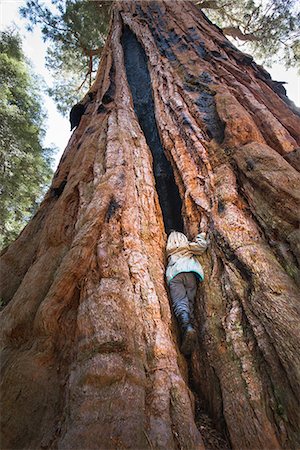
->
<box><xmin>121</xmin><ymin>25</ymin><xmax>184</xmax><ymax>234</ymax></box>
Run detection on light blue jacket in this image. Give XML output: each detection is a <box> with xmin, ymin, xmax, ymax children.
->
<box><xmin>166</xmin><ymin>231</ymin><xmax>208</xmax><ymax>284</ymax></box>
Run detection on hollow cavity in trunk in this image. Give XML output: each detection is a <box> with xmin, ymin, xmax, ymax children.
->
<box><xmin>122</xmin><ymin>26</ymin><xmax>184</xmax><ymax>234</ymax></box>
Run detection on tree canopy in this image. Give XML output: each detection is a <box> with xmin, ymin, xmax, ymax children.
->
<box><xmin>20</xmin><ymin>0</ymin><xmax>299</xmax><ymax>114</ymax></box>
<box><xmin>20</xmin><ymin>0</ymin><xmax>111</xmax><ymax>115</ymax></box>
<box><xmin>0</xmin><ymin>30</ymin><xmax>54</xmax><ymax>248</ymax></box>
<box><xmin>199</xmin><ymin>0</ymin><xmax>300</xmax><ymax>69</ymax></box>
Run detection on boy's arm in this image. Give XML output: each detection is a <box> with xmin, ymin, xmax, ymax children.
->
<box><xmin>188</xmin><ymin>233</ymin><xmax>208</xmax><ymax>255</ymax></box>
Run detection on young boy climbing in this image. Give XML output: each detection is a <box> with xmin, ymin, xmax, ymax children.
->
<box><xmin>166</xmin><ymin>231</ymin><xmax>208</xmax><ymax>356</ymax></box>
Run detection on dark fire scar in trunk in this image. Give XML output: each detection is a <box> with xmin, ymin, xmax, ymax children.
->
<box><xmin>122</xmin><ymin>25</ymin><xmax>184</xmax><ymax>234</ymax></box>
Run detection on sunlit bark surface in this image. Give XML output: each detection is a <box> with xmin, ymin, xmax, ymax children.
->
<box><xmin>1</xmin><ymin>1</ymin><xmax>300</xmax><ymax>449</ymax></box>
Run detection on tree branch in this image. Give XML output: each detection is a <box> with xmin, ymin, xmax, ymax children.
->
<box><xmin>76</xmin><ymin>71</ymin><xmax>90</xmax><ymax>92</ymax></box>
<box><xmin>194</xmin><ymin>0</ymin><xmax>219</xmax><ymax>8</ymax></box>
<box><xmin>82</xmin><ymin>47</ymin><xmax>103</xmax><ymax>57</ymax></box>
<box><xmin>222</xmin><ymin>26</ymin><xmax>260</xmax><ymax>41</ymax></box>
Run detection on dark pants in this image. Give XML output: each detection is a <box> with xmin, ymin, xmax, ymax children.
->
<box><xmin>169</xmin><ymin>272</ymin><xmax>197</xmax><ymax>321</ymax></box>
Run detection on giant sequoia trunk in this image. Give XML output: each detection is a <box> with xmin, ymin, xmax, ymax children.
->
<box><xmin>1</xmin><ymin>1</ymin><xmax>300</xmax><ymax>449</ymax></box>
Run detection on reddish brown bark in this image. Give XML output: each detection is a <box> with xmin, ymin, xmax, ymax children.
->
<box><xmin>1</xmin><ymin>1</ymin><xmax>300</xmax><ymax>449</ymax></box>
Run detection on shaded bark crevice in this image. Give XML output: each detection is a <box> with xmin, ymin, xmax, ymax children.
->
<box><xmin>212</xmin><ymin>230</ymin><xmax>254</xmax><ymax>284</ymax></box>
<box><xmin>102</xmin><ymin>62</ymin><xmax>116</xmax><ymax>105</ymax></box>
<box><xmin>121</xmin><ymin>25</ymin><xmax>183</xmax><ymax>234</ymax></box>
<box><xmin>189</xmin><ymin>361</ymin><xmax>232</xmax><ymax>449</ymax></box>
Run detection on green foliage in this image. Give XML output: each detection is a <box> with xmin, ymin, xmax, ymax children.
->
<box><xmin>198</xmin><ymin>0</ymin><xmax>300</xmax><ymax>70</ymax></box>
<box><xmin>0</xmin><ymin>30</ymin><xmax>54</xmax><ymax>249</ymax></box>
<box><xmin>20</xmin><ymin>0</ymin><xmax>299</xmax><ymax>113</ymax></box>
<box><xmin>20</xmin><ymin>0</ymin><xmax>111</xmax><ymax>114</ymax></box>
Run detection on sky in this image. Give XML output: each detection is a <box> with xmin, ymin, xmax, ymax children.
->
<box><xmin>1</xmin><ymin>0</ymin><xmax>300</xmax><ymax>170</ymax></box>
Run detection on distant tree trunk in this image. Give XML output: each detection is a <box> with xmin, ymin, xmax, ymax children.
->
<box><xmin>1</xmin><ymin>1</ymin><xmax>300</xmax><ymax>449</ymax></box>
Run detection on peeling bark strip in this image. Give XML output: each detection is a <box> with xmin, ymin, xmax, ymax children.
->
<box><xmin>122</xmin><ymin>25</ymin><xmax>184</xmax><ymax>234</ymax></box>
<box><xmin>1</xmin><ymin>1</ymin><xmax>300</xmax><ymax>449</ymax></box>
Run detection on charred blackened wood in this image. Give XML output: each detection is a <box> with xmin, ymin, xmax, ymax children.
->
<box><xmin>69</xmin><ymin>103</ymin><xmax>86</xmax><ymax>131</ymax></box>
<box><xmin>69</xmin><ymin>91</ymin><xmax>96</xmax><ymax>130</ymax></box>
<box><xmin>122</xmin><ymin>26</ymin><xmax>184</xmax><ymax>234</ymax></box>
<box><xmin>51</xmin><ymin>179</ymin><xmax>67</xmax><ymax>198</ymax></box>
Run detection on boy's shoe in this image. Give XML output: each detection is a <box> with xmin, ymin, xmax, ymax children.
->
<box><xmin>181</xmin><ymin>324</ymin><xmax>197</xmax><ymax>356</ymax></box>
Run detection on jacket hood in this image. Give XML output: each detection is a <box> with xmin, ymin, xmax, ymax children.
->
<box><xmin>166</xmin><ymin>231</ymin><xmax>188</xmax><ymax>251</ymax></box>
